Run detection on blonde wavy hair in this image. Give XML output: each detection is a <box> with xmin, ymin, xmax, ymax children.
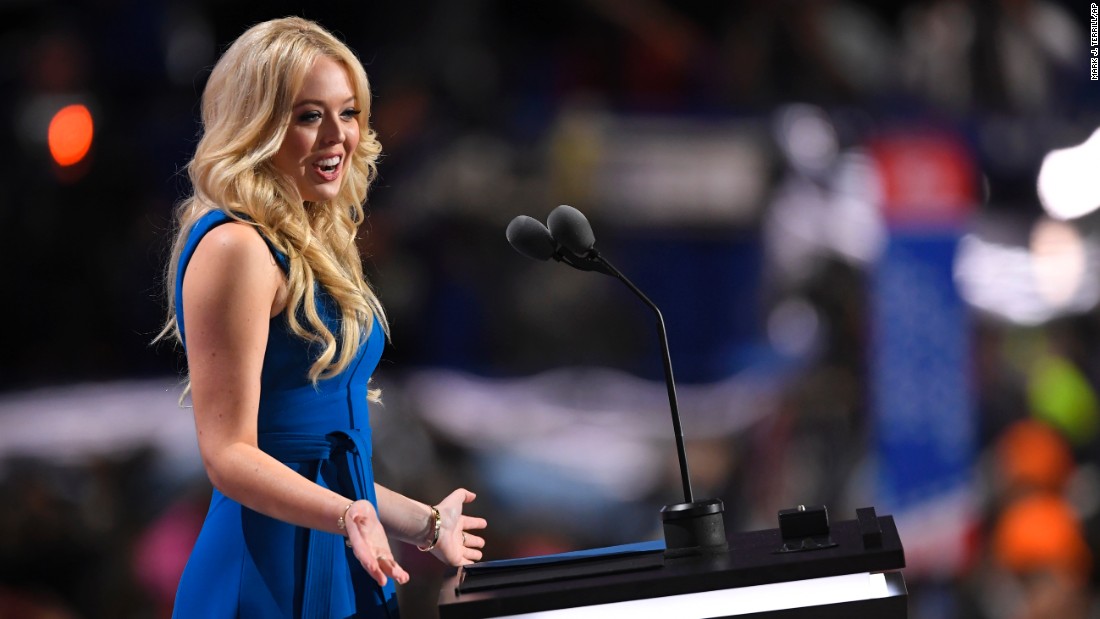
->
<box><xmin>158</xmin><ymin>17</ymin><xmax>387</xmax><ymax>392</ymax></box>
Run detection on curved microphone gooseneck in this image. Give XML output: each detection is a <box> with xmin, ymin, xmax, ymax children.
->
<box><xmin>507</xmin><ymin>205</ymin><xmax>727</xmax><ymax>557</ymax></box>
<box><xmin>545</xmin><ymin>206</ymin><xmax>694</xmax><ymax>506</ymax></box>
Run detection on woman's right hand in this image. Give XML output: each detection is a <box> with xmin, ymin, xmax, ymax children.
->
<box><xmin>343</xmin><ymin>499</ymin><xmax>410</xmax><ymax>587</ymax></box>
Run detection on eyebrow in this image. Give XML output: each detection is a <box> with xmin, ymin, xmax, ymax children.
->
<box><xmin>293</xmin><ymin>96</ymin><xmax>357</xmax><ymax>108</ymax></box>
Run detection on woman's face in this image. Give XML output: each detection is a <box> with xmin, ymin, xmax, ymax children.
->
<box><xmin>273</xmin><ymin>55</ymin><xmax>361</xmax><ymax>203</ymax></box>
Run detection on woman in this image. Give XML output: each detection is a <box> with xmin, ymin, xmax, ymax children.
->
<box><xmin>158</xmin><ymin>17</ymin><xmax>486</xmax><ymax>618</ymax></box>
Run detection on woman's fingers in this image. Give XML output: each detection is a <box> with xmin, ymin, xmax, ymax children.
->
<box><xmin>365</xmin><ymin>555</ymin><xmax>388</xmax><ymax>587</ymax></box>
<box><xmin>461</xmin><ymin>532</ymin><xmax>486</xmax><ymax>549</ymax></box>
<box><xmin>462</xmin><ymin>515</ymin><xmax>488</xmax><ymax>532</ymax></box>
<box><xmin>430</xmin><ymin>488</ymin><xmax>489</xmax><ymax>566</ymax></box>
<box><xmin>346</xmin><ymin>521</ymin><xmax>386</xmax><ymax>586</ymax></box>
<box><xmin>443</xmin><ymin>488</ymin><xmax>477</xmax><ymax>509</ymax></box>
<box><xmin>378</xmin><ymin>555</ymin><xmax>410</xmax><ymax>584</ymax></box>
<box><xmin>461</xmin><ymin>532</ymin><xmax>485</xmax><ymax>563</ymax></box>
<box><xmin>345</xmin><ymin>500</ymin><xmax>410</xmax><ymax>586</ymax></box>
<box><xmin>346</xmin><ymin>520</ymin><xmax>386</xmax><ymax>586</ymax></box>
<box><xmin>352</xmin><ymin>540</ymin><xmax>409</xmax><ymax>586</ymax></box>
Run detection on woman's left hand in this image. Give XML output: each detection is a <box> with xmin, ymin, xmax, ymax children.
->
<box><xmin>431</xmin><ymin>488</ymin><xmax>488</xmax><ymax>566</ymax></box>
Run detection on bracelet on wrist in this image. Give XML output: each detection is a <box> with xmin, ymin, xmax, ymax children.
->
<box><xmin>337</xmin><ymin>501</ymin><xmax>355</xmax><ymax>533</ymax></box>
<box><xmin>417</xmin><ymin>505</ymin><xmax>442</xmax><ymax>552</ymax></box>
<box><xmin>337</xmin><ymin>501</ymin><xmax>355</xmax><ymax>547</ymax></box>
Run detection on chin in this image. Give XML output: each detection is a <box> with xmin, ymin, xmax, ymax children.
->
<box><xmin>302</xmin><ymin>186</ymin><xmax>341</xmax><ymax>203</ymax></box>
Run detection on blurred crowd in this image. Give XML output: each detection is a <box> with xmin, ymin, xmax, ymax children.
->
<box><xmin>0</xmin><ymin>0</ymin><xmax>1098</xmax><ymax>618</ymax></box>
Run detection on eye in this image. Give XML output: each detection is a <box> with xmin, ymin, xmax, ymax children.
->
<box><xmin>341</xmin><ymin>108</ymin><xmax>361</xmax><ymax>120</ymax></box>
<box><xmin>297</xmin><ymin>110</ymin><xmax>322</xmax><ymax>123</ymax></box>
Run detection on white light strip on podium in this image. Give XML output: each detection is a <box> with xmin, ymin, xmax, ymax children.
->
<box><xmin>496</xmin><ymin>572</ymin><xmax>890</xmax><ymax>619</ymax></box>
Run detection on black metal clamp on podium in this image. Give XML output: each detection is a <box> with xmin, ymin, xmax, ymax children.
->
<box><xmin>776</xmin><ymin>504</ymin><xmax>837</xmax><ymax>553</ymax></box>
<box><xmin>507</xmin><ymin>205</ymin><xmax>727</xmax><ymax>557</ymax></box>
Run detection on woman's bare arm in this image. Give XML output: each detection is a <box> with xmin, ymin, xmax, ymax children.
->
<box><xmin>375</xmin><ymin>484</ymin><xmax>487</xmax><ymax>565</ymax></box>
<box><xmin>183</xmin><ymin>221</ymin><xmax>407</xmax><ymax>585</ymax></box>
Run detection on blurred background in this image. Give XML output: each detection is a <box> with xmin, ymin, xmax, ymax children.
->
<box><xmin>0</xmin><ymin>0</ymin><xmax>1098</xmax><ymax>617</ymax></box>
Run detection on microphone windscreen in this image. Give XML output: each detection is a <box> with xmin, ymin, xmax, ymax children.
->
<box><xmin>506</xmin><ymin>215</ymin><xmax>556</xmax><ymax>261</ymax></box>
<box><xmin>547</xmin><ymin>205</ymin><xmax>596</xmax><ymax>255</ymax></box>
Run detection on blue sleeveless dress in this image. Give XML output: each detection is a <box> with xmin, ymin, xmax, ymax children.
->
<box><xmin>171</xmin><ymin>210</ymin><xmax>398</xmax><ymax>618</ymax></box>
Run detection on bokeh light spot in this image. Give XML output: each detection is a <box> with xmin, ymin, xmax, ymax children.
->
<box><xmin>47</xmin><ymin>104</ymin><xmax>94</xmax><ymax>167</ymax></box>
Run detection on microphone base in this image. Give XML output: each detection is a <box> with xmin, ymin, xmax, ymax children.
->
<box><xmin>660</xmin><ymin>498</ymin><xmax>727</xmax><ymax>558</ymax></box>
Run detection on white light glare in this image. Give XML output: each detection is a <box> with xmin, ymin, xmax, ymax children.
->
<box><xmin>1037</xmin><ymin>128</ymin><xmax>1100</xmax><ymax>220</ymax></box>
<box><xmin>954</xmin><ymin>220</ymin><xmax>1100</xmax><ymax>326</ymax></box>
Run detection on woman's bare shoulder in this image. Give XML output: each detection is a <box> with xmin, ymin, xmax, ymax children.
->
<box><xmin>185</xmin><ymin>220</ymin><xmax>285</xmax><ymax>315</ymax></box>
<box><xmin>190</xmin><ymin>220</ymin><xmax>283</xmax><ymax>271</ymax></box>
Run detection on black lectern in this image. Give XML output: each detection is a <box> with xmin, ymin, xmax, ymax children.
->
<box><xmin>438</xmin><ymin>508</ymin><xmax>906</xmax><ymax>618</ymax></box>
<box><xmin>495</xmin><ymin>208</ymin><xmax>907</xmax><ymax>617</ymax></box>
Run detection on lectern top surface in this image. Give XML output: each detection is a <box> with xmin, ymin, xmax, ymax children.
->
<box><xmin>439</xmin><ymin>515</ymin><xmax>905</xmax><ymax>619</ymax></box>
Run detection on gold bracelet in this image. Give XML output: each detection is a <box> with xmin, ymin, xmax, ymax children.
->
<box><xmin>417</xmin><ymin>505</ymin><xmax>442</xmax><ymax>552</ymax></box>
<box><xmin>337</xmin><ymin>502</ymin><xmax>355</xmax><ymax>533</ymax></box>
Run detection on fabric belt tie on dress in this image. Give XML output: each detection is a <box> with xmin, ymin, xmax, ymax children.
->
<box><xmin>259</xmin><ymin>429</ymin><xmax>383</xmax><ymax>619</ymax></box>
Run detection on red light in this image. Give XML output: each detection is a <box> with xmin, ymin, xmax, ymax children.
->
<box><xmin>48</xmin><ymin>104</ymin><xmax>94</xmax><ymax>166</ymax></box>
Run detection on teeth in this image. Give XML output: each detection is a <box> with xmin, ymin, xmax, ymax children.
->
<box><xmin>316</xmin><ymin>156</ymin><xmax>341</xmax><ymax>168</ymax></box>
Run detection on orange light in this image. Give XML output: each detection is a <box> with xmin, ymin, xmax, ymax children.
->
<box><xmin>48</xmin><ymin>104</ymin><xmax>94</xmax><ymax>166</ymax></box>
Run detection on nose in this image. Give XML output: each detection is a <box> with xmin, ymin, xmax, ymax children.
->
<box><xmin>320</xmin><ymin>114</ymin><xmax>345</xmax><ymax>146</ymax></box>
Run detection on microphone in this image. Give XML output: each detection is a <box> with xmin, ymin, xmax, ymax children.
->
<box><xmin>506</xmin><ymin>205</ymin><xmax>727</xmax><ymax>557</ymax></box>
<box><xmin>546</xmin><ymin>204</ymin><xmax>596</xmax><ymax>256</ymax></box>
<box><xmin>506</xmin><ymin>210</ymin><xmax>612</xmax><ymax>275</ymax></box>
<box><xmin>505</xmin><ymin>215</ymin><xmax>556</xmax><ymax>261</ymax></box>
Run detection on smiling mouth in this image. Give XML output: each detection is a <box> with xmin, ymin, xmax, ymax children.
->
<box><xmin>313</xmin><ymin>155</ymin><xmax>343</xmax><ymax>181</ymax></box>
